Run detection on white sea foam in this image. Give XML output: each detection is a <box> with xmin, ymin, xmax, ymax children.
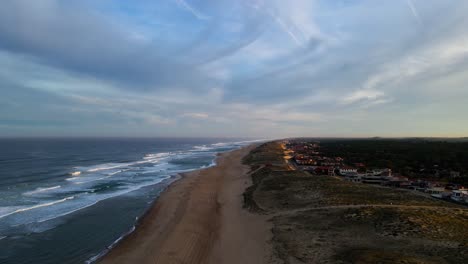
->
<box><xmin>0</xmin><ymin>236</ymin><xmax>6</xmax><ymax>240</ymax></box>
<box><xmin>212</xmin><ymin>142</ymin><xmax>229</xmax><ymax>147</ymax></box>
<box><xmin>0</xmin><ymin>196</ymin><xmax>75</xmax><ymax>220</ymax></box>
<box><xmin>23</xmin><ymin>185</ymin><xmax>61</xmax><ymax>196</ymax></box>
<box><xmin>200</xmin><ymin>160</ymin><xmax>217</xmax><ymax>169</ymax></box>
<box><xmin>65</xmin><ymin>177</ymin><xmax>79</xmax><ymax>181</ymax></box>
<box><xmin>107</xmin><ymin>169</ymin><xmax>126</xmax><ymax>176</ymax></box>
<box><xmin>193</xmin><ymin>145</ymin><xmax>212</xmax><ymax>151</ymax></box>
<box><xmin>72</xmin><ymin>169</ymin><xmax>129</xmax><ymax>185</ymax></box>
<box><xmin>70</xmin><ymin>171</ymin><xmax>81</xmax><ymax>176</ymax></box>
<box><xmin>86</xmin><ymin>163</ymin><xmax>130</xmax><ymax>172</ymax></box>
<box><xmin>144</xmin><ymin>152</ymin><xmax>172</xmax><ymax>160</ymax></box>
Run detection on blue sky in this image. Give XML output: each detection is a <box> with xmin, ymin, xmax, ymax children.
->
<box><xmin>1</xmin><ymin>0</ymin><xmax>468</xmax><ymax>138</ymax></box>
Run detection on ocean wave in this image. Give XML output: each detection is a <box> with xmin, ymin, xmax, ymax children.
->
<box><xmin>192</xmin><ymin>145</ymin><xmax>213</xmax><ymax>151</ymax></box>
<box><xmin>212</xmin><ymin>142</ymin><xmax>228</xmax><ymax>146</ymax></box>
<box><xmin>86</xmin><ymin>163</ymin><xmax>131</xmax><ymax>172</ymax></box>
<box><xmin>70</xmin><ymin>171</ymin><xmax>81</xmax><ymax>176</ymax></box>
<box><xmin>107</xmin><ymin>169</ymin><xmax>127</xmax><ymax>176</ymax></box>
<box><xmin>66</xmin><ymin>168</ymin><xmax>129</xmax><ymax>183</ymax></box>
<box><xmin>74</xmin><ymin>176</ymin><xmax>110</xmax><ymax>185</ymax></box>
<box><xmin>200</xmin><ymin>160</ymin><xmax>217</xmax><ymax>169</ymax></box>
<box><xmin>1</xmin><ymin>140</ymin><xmax>249</xmax><ymax>235</ymax></box>
<box><xmin>23</xmin><ymin>185</ymin><xmax>61</xmax><ymax>196</ymax></box>
<box><xmin>73</xmin><ymin>169</ymin><xmax>130</xmax><ymax>184</ymax></box>
<box><xmin>0</xmin><ymin>196</ymin><xmax>75</xmax><ymax>220</ymax></box>
<box><xmin>38</xmin><ymin>176</ymin><xmax>171</xmax><ymax>224</ymax></box>
<box><xmin>36</xmin><ymin>200</ymin><xmax>99</xmax><ymax>224</ymax></box>
<box><xmin>143</xmin><ymin>152</ymin><xmax>172</xmax><ymax>160</ymax></box>
<box><xmin>75</xmin><ymin>153</ymin><xmax>172</xmax><ymax>175</ymax></box>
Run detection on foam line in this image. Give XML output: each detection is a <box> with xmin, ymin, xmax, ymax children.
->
<box><xmin>23</xmin><ymin>185</ymin><xmax>61</xmax><ymax>196</ymax></box>
<box><xmin>0</xmin><ymin>196</ymin><xmax>75</xmax><ymax>219</ymax></box>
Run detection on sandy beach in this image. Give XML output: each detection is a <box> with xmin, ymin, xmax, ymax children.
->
<box><xmin>100</xmin><ymin>145</ymin><xmax>273</xmax><ymax>264</ymax></box>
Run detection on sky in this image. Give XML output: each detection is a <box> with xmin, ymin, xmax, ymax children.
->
<box><xmin>1</xmin><ymin>0</ymin><xmax>468</xmax><ymax>138</ymax></box>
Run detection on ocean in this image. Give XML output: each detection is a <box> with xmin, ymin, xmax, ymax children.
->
<box><xmin>0</xmin><ymin>138</ymin><xmax>260</xmax><ymax>264</ymax></box>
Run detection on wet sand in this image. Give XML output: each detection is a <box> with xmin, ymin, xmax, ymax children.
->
<box><xmin>100</xmin><ymin>145</ymin><xmax>272</xmax><ymax>264</ymax></box>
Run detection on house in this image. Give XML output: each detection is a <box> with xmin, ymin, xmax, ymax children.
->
<box><xmin>450</xmin><ymin>189</ymin><xmax>468</xmax><ymax>203</ymax></box>
<box><xmin>426</xmin><ymin>187</ymin><xmax>447</xmax><ymax>199</ymax></box>
<box><xmin>295</xmin><ymin>157</ymin><xmax>317</xmax><ymax>166</ymax></box>
<box><xmin>321</xmin><ymin>161</ymin><xmax>341</xmax><ymax>166</ymax></box>
<box><xmin>384</xmin><ymin>176</ymin><xmax>410</xmax><ymax>188</ymax></box>
<box><xmin>366</xmin><ymin>168</ymin><xmax>392</xmax><ymax>177</ymax></box>
<box><xmin>315</xmin><ymin>166</ymin><xmax>331</xmax><ymax>175</ymax></box>
<box><xmin>339</xmin><ymin>166</ymin><xmax>358</xmax><ymax>175</ymax></box>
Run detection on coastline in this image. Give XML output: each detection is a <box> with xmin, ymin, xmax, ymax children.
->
<box><xmin>99</xmin><ymin>144</ymin><xmax>273</xmax><ymax>264</ymax></box>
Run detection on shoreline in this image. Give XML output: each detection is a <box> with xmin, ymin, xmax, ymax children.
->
<box><xmin>86</xmin><ymin>174</ymin><xmax>182</xmax><ymax>263</ymax></box>
<box><xmin>99</xmin><ymin>144</ymin><xmax>272</xmax><ymax>264</ymax></box>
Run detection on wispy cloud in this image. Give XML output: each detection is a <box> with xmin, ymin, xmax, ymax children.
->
<box><xmin>341</xmin><ymin>89</ymin><xmax>386</xmax><ymax>105</ymax></box>
<box><xmin>246</xmin><ymin>0</ymin><xmax>318</xmax><ymax>46</ymax></box>
<box><xmin>363</xmin><ymin>36</ymin><xmax>468</xmax><ymax>93</ymax></box>
<box><xmin>174</xmin><ymin>0</ymin><xmax>210</xmax><ymax>20</ymax></box>
<box><xmin>405</xmin><ymin>0</ymin><xmax>422</xmax><ymax>25</ymax></box>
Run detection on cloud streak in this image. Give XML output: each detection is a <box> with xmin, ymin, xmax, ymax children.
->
<box><xmin>174</xmin><ymin>0</ymin><xmax>210</xmax><ymax>20</ymax></box>
<box><xmin>405</xmin><ymin>0</ymin><xmax>422</xmax><ymax>25</ymax></box>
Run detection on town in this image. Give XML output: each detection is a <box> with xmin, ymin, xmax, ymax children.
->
<box><xmin>283</xmin><ymin>139</ymin><xmax>468</xmax><ymax>205</ymax></box>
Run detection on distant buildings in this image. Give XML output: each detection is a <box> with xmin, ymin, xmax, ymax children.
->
<box><xmin>284</xmin><ymin>140</ymin><xmax>468</xmax><ymax>205</ymax></box>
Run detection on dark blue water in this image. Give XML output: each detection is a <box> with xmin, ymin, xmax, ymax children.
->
<box><xmin>0</xmin><ymin>138</ymin><xmax>261</xmax><ymax>264</ymax></box>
